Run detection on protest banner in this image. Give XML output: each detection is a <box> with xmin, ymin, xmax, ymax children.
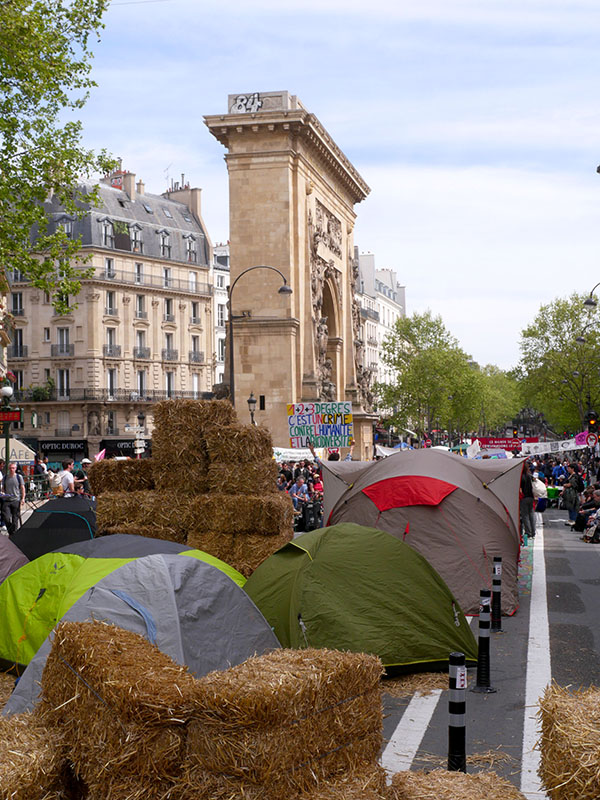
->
<box><xmin>287</xmin><ymin>401</ymin><xmax>353</xmax><ymax>448</ymax></box>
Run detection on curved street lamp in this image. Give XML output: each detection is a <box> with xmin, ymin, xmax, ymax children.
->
<box><xmin>227</xmin><ymin>266</ymin><xmax>292</xmax><ymax>408</ymax></box>
<box><xmin>584</xmin><ymin>282</ymin><xmax>600</xmax><ymax>308</ymax></box>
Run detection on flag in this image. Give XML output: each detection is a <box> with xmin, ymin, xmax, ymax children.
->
<box><xmin>94</xmin><ymin>449</ymin><xmax>106</xmax><ymax>461</ymax></box>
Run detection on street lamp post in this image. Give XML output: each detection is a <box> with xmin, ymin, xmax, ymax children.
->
<box><xmin>135</xmin><ymin>411</ymin><xmax>145</xmax><ymax>460</ymax></box>
<box><xmin>1</xmin><ymin>385</ymin><xmax>13</xmax><ymax>479</ymax></box>
<box><xmin>227</xmin><ymin>266</ymin><xmax>292</xmax><ymax>408</ymax></box>
<box><xmin>247</xmin><ymin>392</ymin><xmax>257</xmax><ymax>425</ymax></box>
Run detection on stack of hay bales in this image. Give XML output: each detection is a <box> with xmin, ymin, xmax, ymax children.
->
<box><xmin>387</xmin><ymin>769</ymin><xmax>527</xmax><ymax>799</ymax></box>
<box><xmin>538</xmin><ymin>682</ymin><xmax>600</xmax><ymax>800</ymax></box>
<box><xmin>0</xmin><ymin>713</ymin><xmax>67</xmax><ymax>800</ymax></box>
<box><xmin>96</xmin><ymin>399</ymin><xmax>293</xmax><ymax>576</ymax></box>
<box><xmin>88</xmin><ymin>457</ymin><xmax>155</xmax><ymax>495</ymax></box>
<box><xmin>36</xmin><ymin>620</ymin><xmax>385</xmax><ymax>800</ymax></box>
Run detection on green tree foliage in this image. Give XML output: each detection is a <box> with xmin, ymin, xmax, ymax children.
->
<box><xmin>519</xmin><ymin>293</ymin><xmax>600</xmax><ymax>432</ymax></box>
<box><xmin>378</xmin><ymin>311</ymin><xmax>522</xmax><ymax>441</ymax></box>
<box><xmin>0</xmin><ymin>0</ymin><xmax>115</xmax><ymax>313</ymax></box>
<box><xmin>378</xmin><ymin>311</ymin><xmax>480</xmax><ymax>439</ymax></box>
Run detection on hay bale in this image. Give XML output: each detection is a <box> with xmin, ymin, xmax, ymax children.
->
<box><xmin>538</xmin><ymin>682</ymin><xmax>600</xmax><ymax>800</ymax></box>
<box><xmin>185</xmin><ymin>648</ymin><xmax>383</xmax><ymax>793</ymax></box>
<box><xmin>36</xmin><ymin>621</ymin><xmax>198</xmax><ymax>794</ymax></box>
<box><xmin>185</xmin><ymin>529</ymin><xmax>293</xmax><ymax>577</ymax></box>
<box><xmin>0</xmin><ymin>713</ymin><xmax>67</xmax><ymax>800</ymax></box>
<box><xmin>151</xmin><ymin>399</ymin><xmax>237</xmax><ymax>494</ymax></box>
<box><xmin>96</xmin><ymin>490</ymin><xmax>186</xmax><ymax>543</ymax></box>
<box><xmin>188</xmin><ymin>493</ymin><xmax>293</xmax><ymax>536</ymax></box>
<box><xmin>204</xmin><ymin>423</ymin><xmax>273</xmax><ymax>464</ymax></box>
<box><xmin>388</xmin><ymin>769</ymin><xmax>527</xmax><ymax>799</ymax></box>
<box><xmin>88</xmin><ymin>458</ymin><xmax>155</xmax><ymax>496</ymax></box>
<box><xmin>207</xmin><ymin>459</ymin><xmax>279</xmax><ymax>495</ymax></box>
<box><xmin>306</xmin><ymin>763</ymin><xmax>388</xmax><ymax>799</ymax></box>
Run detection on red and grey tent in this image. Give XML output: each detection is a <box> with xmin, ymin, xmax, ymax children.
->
<box><xmin>325</xmin><ymin>449</ymin><xmax>524</xmax><ymax>615</ymax></box>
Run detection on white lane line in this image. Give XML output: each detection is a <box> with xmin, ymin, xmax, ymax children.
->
<box><xmin>380</xmin><ymin>689</ymin><xmax>443</xmax><ymax>775</ymax></box>
<box><xmin>380</xmin><ymin>616</ymin><xmax>476</xmax><ymax>776</ymax></box>
<box><xmin>520</xmin><ymin>524</ymin><xmax>551</xmax><ymax>800</ymax></box>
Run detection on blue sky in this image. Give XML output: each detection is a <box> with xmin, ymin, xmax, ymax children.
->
<box><xmin>74</xmin><ymin>0</ymin><xmax>600</xmax><ymax>369</ymax></box>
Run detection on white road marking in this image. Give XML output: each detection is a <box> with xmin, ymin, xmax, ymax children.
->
<box><xmin>380</xmin><ymin>617</ymin><xmax>476</xmax><ymax>777</ymax></box>
<box><xmin>520</xmin><ymin>524</ymin><xmax>551</xmax><ymax>800</ymax></box>
<box><xmin>380</xmin><ymin>688</ymin><xmax>443</xmax><ymax>775</ymax></box>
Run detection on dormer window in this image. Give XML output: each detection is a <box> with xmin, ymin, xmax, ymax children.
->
<box><xmin>130</xmin><ymin>225</ymin><xmax>143</xmax><ymax>253</ymax></box>
<box><xmin>186</xmin><ymin>236</ymin><xmax>197</xmax><ymax>264</ymax></box>
<box><xmin>160</xmin><ymin>232</ymin><xmax>171</xmax><ymax>258</ymax></box>
<box><xmin>102</xmin><ymin>220</ymin><xmax>114</xmax><ymax>248</ymax></box>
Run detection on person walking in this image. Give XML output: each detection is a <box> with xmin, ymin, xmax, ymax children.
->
<box><xmin>520</xmin><ymin>466</ymin><xmax>536</xmax><ymax>540</ymax></box>
<box><xmin>561</xmin><ymin>463</ymin><xmax>581</xmax><ymax>526</ymax></box>
<box><xmin>3</xmin><ymin>462</ymin><xmax>25</xmax><ymax>536</ymax></box>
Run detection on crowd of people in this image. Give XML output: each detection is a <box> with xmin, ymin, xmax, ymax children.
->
<box><xmin>276</xmin><ymin>443</ymin><xmax>354</xmax><ymax>531</ymax></box>
<box><xmin>520</xmin><ymin>454</ymin><xmax>600</xmax><ymax>542</ymax></box>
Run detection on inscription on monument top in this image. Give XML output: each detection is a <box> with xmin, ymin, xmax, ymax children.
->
<box><xmin>227</xmin><ymin>91</ymin><xmax>299</xmax><ymax>114</ymax></box>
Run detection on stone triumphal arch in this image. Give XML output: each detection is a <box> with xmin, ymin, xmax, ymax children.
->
<box><xmin>205</xmin><ymin>91</ymin><xmax>376</xmax><ymax>457</ymax></box>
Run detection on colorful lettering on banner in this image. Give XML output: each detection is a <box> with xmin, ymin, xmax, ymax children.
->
<box><xmin>287</xmin><ymin>401</ymin><xmax>353</xmax><ymax>448</ymax></box>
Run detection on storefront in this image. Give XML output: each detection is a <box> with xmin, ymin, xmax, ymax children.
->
<box><xmin>99</xmin><ymin>438</ymin><xmax>152</xmax><ymax>458</ymax></box>
<box><xmin>38</xmin><ymin>440</ymin><xmax>89</xmax><ymax>460</ymax></box>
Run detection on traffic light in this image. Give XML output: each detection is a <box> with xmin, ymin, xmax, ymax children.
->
<box><xmin>587</xmin><ymin>410</ymin><xmax>598</xmax><ymax>433</ymax></box>
<box><xmin>512</xmin><ymin>428</ymin><xmax>518</xmax><ymax>437</ymax></box>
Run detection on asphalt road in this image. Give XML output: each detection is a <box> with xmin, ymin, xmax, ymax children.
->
<box><xmin>380</xmin><ymin>507</ymin><xmax>600</xmax><ymax>798</ymax></box>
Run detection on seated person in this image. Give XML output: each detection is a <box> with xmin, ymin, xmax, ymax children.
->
<box><xmin>289</xmin><ymin>475</ymin><xmax>309</xmax><ymax>510</ymax></box>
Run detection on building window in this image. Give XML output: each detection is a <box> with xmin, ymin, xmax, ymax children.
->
<box><xmin>216</xmin><ymin>274</ymin><xmax>225</xmax><ymax>288</ymax></box>
<box><xmin>218</xmin><ymin>338</ymin><xmax>225</xmax><ymax>362</ymax></box>
<box><xmin>57</xmin><ymin>369</ymin><xmax>70</xmax><ymax>399</ymax></box>
<box><xmin>191</xmin><ymin>335</ymin><xmax>200</xmax><ymax>354</ymax></box>
<box><xmin>164</xmin><ymin>297</ymin><xmax>174</xmax><ymax>321</ymax></box>
<box><xmin>135</xmin><ymin>295</ymin><xmax>145</xmax><ymax>318</ymax></box>
<box><xmin>135</xmin><ymin>262</ymin><xmax>144</xmax><ymax>284</ymax></box>
<box><xmin>160</xmin><ymin>233</ymin><xmax>171</xmax><ymax>258</ymax></box>
<box><xmin>11</xmin><ymin>292</ymin><xmax>23</xmax><ymax>315</ymax></box>
<box><xmin>102</xmin><ymin>221</ymin><xmax>114</xmax><ymax>247</ymax></box>
<box><xmin>191</xmin><ymin>301</ymin><xmax>199</xmax><ymax>323</ymax></box>
<box><xmin>165</xmin><ymin>332</ymin><xmax>174</xmax><ymax>350</ymax></box>
<box><xmin>163</xmin><ymin>267</ymin><xmax>171</xmax><ymax>287</ymax></box>
<box><xmin>106</xmin><ymin>410</ymin><xmax>116</xmax><ymax>434</ymax></box>
<box><xmin>62</xmin><ymin>220</ymin><xmax>73</xmax><ymax>239</ymax></box>
<box><xmin>105</xmin><ymin>257</ymin><xmax>115</xmax><ymax>278</ymax></box>
<box><xmin>57</xmin><ymin>327</ymin><xmax>70</xmax><ymax>355</ymax></box>
<box><xmin>13</xmin><ymin>370</ymin><xmax>23</xmax><ymax>390</ymax></box>
<box><xmin>186</xmin><ymin>239</ymin><xmax>197</xmax><ymax>264</ymax></box>
<box><xmin>130</xmin><ymin>226</ymin><xmax>142</xmax><ymax>253</ymax></box>
<box><xmin>192</xmin><ymin>373</ymin><xmax>199</xmax><ymax>399</ymax></box>
<box><xmin>44</xmin><ymin>411</ymin><xmax>50</xmax><ymax>425</ymax></box>
<box><xmin>44</xmin><ymin>368</ymin><xmax>50</xmax><ymax>382</ymax></box>
<box><xmin>136</xmin><ymin>330</ymin><xmax>145</xmax><ymax>349</ymax></box>
<box><xmin>189</xmin><ymin>270</ymin><xmax>197</xmax><ymax>290</ymax></box>
<box><xmin>166</xmin><ymin>371</ymin><xmax>175</xmax><ymax>397</ymax></box>
<box><xmin>43</xmin><ymin>327</ymin><xmax>50</xmax><ymax>342</ymax></box>
<box><xmin>107</xmin><ymin>368</ymin><xmax>117</xmax><ymax>399</ymax></box>
<box><xmin>217</xmin><ymin>303</ymin><xmax>226</xmax><ymax>327</ymax></box>
<box><xmin>43</xmin><ymin>291</ymin><xmax>50</xmax><ymax>304</ymax></box>
<box><xmin>137</xmin><ymin>370</ymin><xmax>146</xmax><ymax>395</ymax></box>
<box><xmin>106</xmin><ymin>328</ymin><xmax>116</xmax><ymax>347</ymax></box>
<box><xmin>106</xmin><ymin>291</ymin><xmax>116</xmax><ymax>315</ymax></box>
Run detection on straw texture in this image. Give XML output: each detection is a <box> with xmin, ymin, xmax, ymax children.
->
<box><xmin>388</xmin><ymin>769</ymin><xmax>527</xmax><ymax>799</ymax></box>
<box><xmin>538</xmin><ymin>682</ymin><xmax>600</xmax><ymax>800</ymax></box>
<box><xmin>0</xmin><ymin>713</ymin><xmax>67</xmax><ymax>800</ymax></box>
<box><xmin>204</xmin><ymin>423</ymin><xmax>273</xmax><ymax>464</ymax></box>
<box><xmin>207</xmin><ymin>459</ymin><xmax>279</xmax><ymax>495</ymax></box>
<box><xmin>88</xmin><ymin>458</ymin><xmax>155</xmax><ymax>496</ymax></box>
<box><xmin>97</xmin><ymin>490</ymin><xmax>187</xmax><ymax>543</ymax></box>
<box><xmin>188</xmin><ymin>493</ymin><xmax>293</xmax><ymax>536</ymax></box>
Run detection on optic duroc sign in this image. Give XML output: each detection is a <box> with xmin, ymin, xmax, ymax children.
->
<box><xmin>287</xmin><ymin>402</ymin><xmax>353</xmax><ymax>448</ymax></box>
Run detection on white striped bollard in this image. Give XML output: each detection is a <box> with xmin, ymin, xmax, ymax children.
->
<box><xmin>448</xmin><ymin>651</ymin><xmax>467</xmax><ymax>772</ymax></box>
<box><xmin>491</xmin><ymin>556</ymin><xmax>503</xmax><ymax>632</ymax></box>
<box><xmin>471</xmin><ymin>588</ymin><xmax>497</xmax><ymax>694</ymax></box>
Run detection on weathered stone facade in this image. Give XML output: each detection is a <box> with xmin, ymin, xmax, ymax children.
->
<box><xmin>205</xmin><ymin>91</ymin><xmax>376</xmax><ymax>458</ymax></box>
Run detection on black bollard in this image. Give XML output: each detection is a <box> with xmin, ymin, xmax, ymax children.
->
<box><xmin>471</xmin><ymin>588</ymin><xmax>497</xmax><ymax>694</ymax></box>
<box><xmin>448</xmin><ymin>651</ymin><xmax>467</xmax><ymax>772</ymax></box>
<box><xmin>491</xmin><ymin>556</ymin><xmax>503</xmax><ymax>633</ymax></box>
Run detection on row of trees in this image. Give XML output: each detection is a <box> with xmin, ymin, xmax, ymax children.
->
<box><xmin>376</xmin><ymin>292</ymin><xmax>600</xmax><ymax>443</ymax></box>
<box><xmin>376</xmin><ymin>311</ymin><xmax>521</xmax><ymax>443</ymax></box>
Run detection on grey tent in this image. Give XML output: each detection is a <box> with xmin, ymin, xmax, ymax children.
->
<box><xmin>0</xmin><ymin>536</ymin><xmax>28</xmax><ymax>585</ymax></box>
<box><xmin>325</xmin><ymin>449</ymin><xmax>524</xmax><ymax>615</ymax></box>
<box><xmin>4</xmin><ymin>552</ymin><xmax>280</xmax><ymax>715</ymax></box>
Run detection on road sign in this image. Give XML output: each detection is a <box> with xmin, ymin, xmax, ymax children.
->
<box><xmin>511</xmin><ymin>438</ymin><xmax>522</xmax><ymax>449</ymax></box>
<box><xmin>586</xmin><ymin>432</ymin><xmax>598</xmax><ymax>447</ymax></box>
<box><xmin>425</xmin><ymin>438</ymin><xmax>432</xmax><ymax>447</ymax></box>
<box><xmin>0</xmin><ymin>410</ymin><xmax>21</xmax><ymax>422</ymax></box>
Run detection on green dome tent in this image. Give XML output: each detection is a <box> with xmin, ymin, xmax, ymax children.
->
<box><xmin>244</xmin><ymin>522</ymin><xmax>477</xmax><ymax>669</ymax></box>
<box><xmin>0</xmin><ymin>540</ymin><xmax>245</xmax><ymax>671</ymax></box>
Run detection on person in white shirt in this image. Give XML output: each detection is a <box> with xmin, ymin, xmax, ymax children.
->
<box><xmin>59</xmin><ymin>460</ymin><xmax>75</xmax><ymax>496</ymax></box>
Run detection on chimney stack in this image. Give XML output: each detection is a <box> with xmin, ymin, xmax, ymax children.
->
<box><xmin>122</xmin><ymin>171</ymin><xmax>136</xmax><ymax>200</ymax></box>
<box><xmin>136</xmin><ymin>179</ymin><xmax>145</xmax><ymax>195</ymax></box>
